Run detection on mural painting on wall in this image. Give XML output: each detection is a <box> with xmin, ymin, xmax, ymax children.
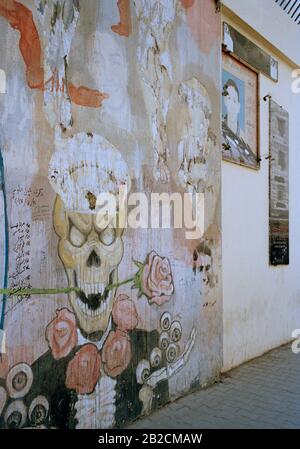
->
<box><xmin>0</xmin><ymin>0</ymin><xmax>221</xmax><ymax>429</ymax></box>
<box><xmin>222</xmin><ymin>52</ymin><xmax>259</xmax><ymax>169</ymax></box>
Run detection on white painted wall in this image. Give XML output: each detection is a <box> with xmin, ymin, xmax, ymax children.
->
<box><xmin>223</xmin><ymin>0</ymin><xmax>300</xmax><ymax>67</ymax></box>
<box><xmin>222</xmin><ymin>4</ymin><xmax>300</xmax><ymax>371</ymax></box>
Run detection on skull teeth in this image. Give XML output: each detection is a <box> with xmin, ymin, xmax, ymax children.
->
<box><xmin>75</xmin><ymin>293</ymin><xmax>110</xmax><ymax>317</ymax></box>
<box><xmin>77</xmin><ymin>281</ymin><xmax>106</xmax><ymax>298</ymax></box>
<box><xmin>97</xmin><ymin>283</ymin><xmax>105</xmax><ymax>295</ymax></box>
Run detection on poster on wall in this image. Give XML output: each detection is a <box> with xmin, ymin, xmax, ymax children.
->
<box><xmin>222</xmin><ymin>53</ymin><xmax>259</xmax><ymax>169</ymax></box>
<box><xmin>269</xmin><ymin>100</ymin><xmax>289</xmax><ymax>266</ymax></box>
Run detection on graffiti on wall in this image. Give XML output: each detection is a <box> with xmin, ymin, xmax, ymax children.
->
<box><xmin>0</xmin><ymin>0</ymin><xmax>221</xmax><ymax>429</ymax></box>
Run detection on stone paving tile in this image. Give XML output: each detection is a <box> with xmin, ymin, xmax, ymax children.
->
<box><xmin>128</xmin><ymin>343</ymin><xmax>300</xmax><ymax>429</ymax></box>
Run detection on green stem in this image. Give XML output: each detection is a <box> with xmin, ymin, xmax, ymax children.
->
<box><xmin>105</xmin><ymin>277</ymin><xmax>134</xmax><ymax>292</ymax></box>
<box><xmin>0</xmin><ymin>277</ymin><xmax>136</xmax><ymax>298</ymax></box>
<box><xmin>0</xmin><ymin>287</ymin><xmax>80</xmax><ymax>297</ymax></box>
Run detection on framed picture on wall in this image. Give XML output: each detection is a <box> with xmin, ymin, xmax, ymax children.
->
<box><xmin>222</xmin><ymin>52</ymin><xmax>260</xmax><ymax>169</ymax></box>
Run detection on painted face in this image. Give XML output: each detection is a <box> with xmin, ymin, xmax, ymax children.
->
<box><xmin>92</xmin><ymin>31</ymin><xmax>128</xmax><ymax>111</ymax></box>
<box><xmin>201</xmin><ymin>254</ymin><xmax>212</xmax><ymax>298</ymax></box>
<box><xmin>179</xmin><ymin>79</ymin><xmax>212</xmax><ymax>147</ymax></box>
<box><xmin>53</xmin><ymin>196</ymin><xmax>124</xmax><ymax>336</ymax></box>
<box><xmin>224</xmin><ymin>85</ymin><xmax>240</xmax><ymax>119</ymax></box>
<box><xmin>189</xmin><ymin>104</ymin><xmax>210</xmax><ymax>146</ymax></box>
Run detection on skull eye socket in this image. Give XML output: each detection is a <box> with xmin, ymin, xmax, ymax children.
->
<box><xmin>69</xmin><ymin>225</ymin><xmax>87</xmax><ymax>247</ymax></box>
<box><xmin>99</xmin><ymin>227</ymin><xmax>116</xmax><ymax>246</ymax></box>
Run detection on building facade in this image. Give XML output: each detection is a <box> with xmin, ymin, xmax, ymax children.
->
<box><xmin>0</xmin><ymin>0</ymin><xmax>299</xmax><ymax>429</ymax></box>
<box><xmin>0</xmin><ymin>0</ymin><xmax>222</xmax><ymax>429</ymax></box>
<box><xmin>222</xmin><ymin>0</ymin><xmax>300</xmax><ymax>371</ymax></box>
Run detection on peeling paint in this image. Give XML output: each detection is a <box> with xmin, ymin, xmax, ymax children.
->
<box><xmin>134</xmin><ymin>0</ymin><xmax>176</xmax><ymax>183</ymax></box>
<box><xmin>177</xmin><ymin>78</ymin><xmax>212</xmax><ymax>193</ymax></box>
<box><xmin>0</xmin><ymin>0</ymin><xmax>222</xmax><ymax>429</ymax></box>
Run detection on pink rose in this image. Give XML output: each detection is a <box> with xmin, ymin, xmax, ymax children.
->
<box><xmin>112</xmin><ymin>294</ymin><xmax>138</xmax><ymax>331</ymax></box>
<box><xmin>65</xmin><ymin>344</ymin><xmax>101</xmax><ymax>395</ymax></box>
<box><xmin>46</xmin><ymin>308</ymin><xmax>77</xmax><ymax>360</ymax></box>
<box><xmin>102</xmin><ymin>330</ymin><xmax>131</xmax><ymax>378</ymax></box>
<box><xmin>141</xmin><ymin>251</ymin><xmax>174</xmax><ymax>306</ymax></box>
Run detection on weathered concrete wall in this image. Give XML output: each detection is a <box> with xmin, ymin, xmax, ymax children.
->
<box><xmin>222</xmin><ymin>5</ymin><xmax>300</xmax><ymax>371</ymax></box>
<box><xmin>0</xmin><ymin>0</ymin><xmax>222</xmax><ymax>428</ymax></box>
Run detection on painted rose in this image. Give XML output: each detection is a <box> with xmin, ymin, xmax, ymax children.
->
<box><xmin>65</xmin><ymin>344</ymin><xmax>101</xmax><ymax>395</ymax></box>
<box><xmin>46</xmin><ymin>308</ymin><xmax>77</xmax><ymax>360</ymax></box>
<box><xmin>102</xmin><ymin>330</ymin><xmax>131</xmax><ymax>378</ymax></box>
<box><xmin>141</xmin><ymin>251</ymin><xmax>174</xmax><ymax>306</ymax></box>
<box><xmin>112</xmin><ymin>294</ymin><xmax>138</xmax><ymax>331</ymax></box>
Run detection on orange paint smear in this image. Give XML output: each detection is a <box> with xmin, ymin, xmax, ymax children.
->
<box><xmin>0</xmin><ymin>0</ymin><xmax>44</xmax><ymax>89</ymax></box>
<box><xmin>0</xmin><ymin>1</ymin><xmax>108</xmax><ymax>108</ymax></box>
<box><xmin>68</xmin><ymin>82</ymin><xmax>109</xmax><ymax>108</ymax></box>
<box><xmin>180</xmin><ymin>0</ymin><xmax>195</xmax><ymax>8</ymax></box>
<box><xmin>111</xmin><ymin>0</ymin><xmax>131</xmax><ymax>37</ymax></box>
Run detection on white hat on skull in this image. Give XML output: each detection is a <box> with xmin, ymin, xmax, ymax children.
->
<box><xmin>48</xmin><ymin>132</ymin><xmax>131</xmax><ymax>213</ymax></box>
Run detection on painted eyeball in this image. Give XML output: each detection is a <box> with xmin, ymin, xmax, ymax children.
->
<box><xmin>6</xmin><ymin>363</ymin><xmax>33</xmax><ymax>399</ymax></box>
<box><xmin>4</xmin><ymin>400</ymin><xmax>27</xmax><ymax>429</ymax></box>
<box><xmin>150</xmin><ymin>347</ymin><xmax>162</xmax><ymax>368</ymax></box>
<box><xmin>0</xmin><ymin>386</ymin><xmax>7</xmax><ymax>416</ymax></box>
<box><xmin>29</xmin><ymin>396</ymin><xmax>49</xmax><ymax>426</ymax></box>
<box><xmin>160</xmin><ymin>312</ymin><xmax>172</xmax><ymax>331</ymax></box>
<box><xmin>159</xmin><ymin>332</ymin><xmax>170</xmax><ymax>351</ymax></box>
<box><xmin>170</xmin><ymin>321</ymin><xmax>182</xmax><ymax>343</ymax></box>
<box><xmin>166</xmin><ymin>343</ymin><xmax>179</xmax><ymax>363</ymax></box>
<box><xmin>136</xmin><ymin>360</ymin><xmax>151</xmax><ymax>384</ymax></box>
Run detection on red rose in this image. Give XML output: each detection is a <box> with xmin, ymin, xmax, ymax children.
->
<box><xmin>102</xmin><ymin>330</ymin><xmax>131</xmax><ymax>378</ymax></box>
<box><xmin>141</xmin><ymin>251</ymin><xmax>174</xmax><ymax>306</ymax></box>
<box><xmin>112</xmin><ymin>294</ymin><xmax>138</xmax><ymax>331</ymax></box>
<box><xmin>46</xmin><ymin>308</ymin><xmax>77</xmax><ymax>360</ymax></box>
<box><xmin>65</xmin><ymin>344</ymin><xmax>101</xmax><ymax>395</ymax></box>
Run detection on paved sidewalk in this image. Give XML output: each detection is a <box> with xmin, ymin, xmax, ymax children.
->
<box><xmin>128</xmin><ymin>343</ymin><xmax>300</xmax><ymax>429</ymax></box>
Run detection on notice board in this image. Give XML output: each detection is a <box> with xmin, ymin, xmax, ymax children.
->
<box><xmin>269</xmin><ymin>100</ymin><xmax>289</xmax><ymax>266</ymax></box>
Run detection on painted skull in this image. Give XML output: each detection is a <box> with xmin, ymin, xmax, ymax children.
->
<box><xmin>49</xmin><ymin>133</ymin><xmax>131</xmax><ymax>335</ymax></box>
<box><xmin>53</xmin><ymin>196</ymin><xmax>124</xmax><ymax>335</ymax></box>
